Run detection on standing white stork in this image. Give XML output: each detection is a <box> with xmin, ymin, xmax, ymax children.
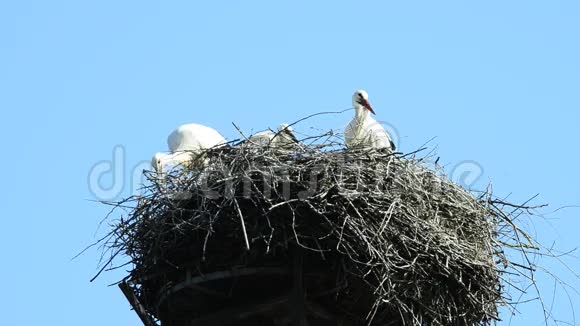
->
<box><xmin>246</xmin><ymin>123</ymin><xmax>299</xmax><ymax>147</ymax></box>
<box><xmin>345</xmin><ymin>90</ymin><xmax>396</xmax><ymax>151</ymax></box>
<box><xmin>152</xmin><ymin>123</ymin><xmax>227</xmax><ymax>174</ymax></box>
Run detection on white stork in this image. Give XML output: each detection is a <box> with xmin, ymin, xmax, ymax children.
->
<box><xmin>167</xmin><ymin>123</ymin><xmax>228</xmax><ymax>152</ymax></box>
<box><xmin>246</xmin><ymin>123</ymin><xmax>299</xmax><ymax>147</ymax></box>
<box><xmin>345</xmin><ymin>90</ymin><xmax>395</xmax><ymax>151</ymax></box>
<box><xmin>152</xmin><ymin>123</ymin><xmax>227</xmax><ymax>174</ymax></box>
<box><xmin>151</xmin><ymin>151</ymin><xmax>197</xmax><ymax>174</ymax></box>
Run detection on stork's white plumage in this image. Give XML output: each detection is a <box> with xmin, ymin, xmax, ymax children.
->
<box><xmin>167</xmin><ymin>123</ymin><xmax>227</xmax><ymax>152</ymax></box>
<box><xmin>345</xmin><ymin>90</ymin><xmax>395</xmax><ymax>150</ymax></box>
<box><xmin>246</xmin><ymin>123</ymin><xmax>298</xmax><ymax>147</ymax></box>
<box><xmin>152</xmin><ymin>123</ymin><xmax>227</xmax><ymax>173</ymax></box>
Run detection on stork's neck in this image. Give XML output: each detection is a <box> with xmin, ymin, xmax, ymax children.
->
<box><xmin>354</xmin><ymin>104</ymin><xmax>370</xmax><ymax>122</ymax></box>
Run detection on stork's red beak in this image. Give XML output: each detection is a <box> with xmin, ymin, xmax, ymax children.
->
<box><xmin>362</xmin><ymin>98</ymin><xmax>376</xmax><ymax>115</ymax></box>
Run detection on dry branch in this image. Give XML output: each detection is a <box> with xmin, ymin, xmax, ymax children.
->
<box><xmin>96</xmin><ymin>132</ymin><xmax>547</xmax><ymax>325</ymax></box>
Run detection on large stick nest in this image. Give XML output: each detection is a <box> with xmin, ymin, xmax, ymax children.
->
<box><xmin>101</xmin><ymin>134</ymin><xmax>540</xmax><ymax>326</ymax></box>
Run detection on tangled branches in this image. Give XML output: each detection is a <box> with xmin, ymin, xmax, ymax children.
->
<box><xmin>98</xmin><ymin>137</ymin><xmax>544</xmax><ymax>325</ymax></box>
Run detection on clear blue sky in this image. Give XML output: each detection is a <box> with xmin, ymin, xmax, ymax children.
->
<box><xmin>1</xmin><ymin>1</ymin><xmax>578</xmax><ymax>325</ymax></box>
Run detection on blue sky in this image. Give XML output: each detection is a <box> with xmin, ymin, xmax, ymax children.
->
<box><xmin>1</xmin><ymin>1</ymin><xmax>578</xmax><ymax>325</ymax></box>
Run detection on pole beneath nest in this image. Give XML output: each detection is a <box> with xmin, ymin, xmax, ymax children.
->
<box><xmin>119</xmin><ymin>282</ymin><xmax>157</xmax><ymax>326</ymax></box>
<box><xmin>291</xmin><ymin>248</ymin><xmax>309</xmax><ymax>326</ymax></box>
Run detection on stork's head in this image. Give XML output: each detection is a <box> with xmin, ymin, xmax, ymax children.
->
<box><xmin>352</xmin><ymin>89</ymin><xmax>375</xmax><ymax>115</ymax></box>
<box><xmin>151</xmin><ymin>152</ymin><xmax>166</xmax><ymax>173</ymax></box>
<box><xmin>278</xmin><ymin>123</ymin><xmax>299</xmax><ymax>143</ymax></box>
<box><xmin>278</xmin><ymin>123</ymin><xmax>293</xmax><ymax>133</ymax></box>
